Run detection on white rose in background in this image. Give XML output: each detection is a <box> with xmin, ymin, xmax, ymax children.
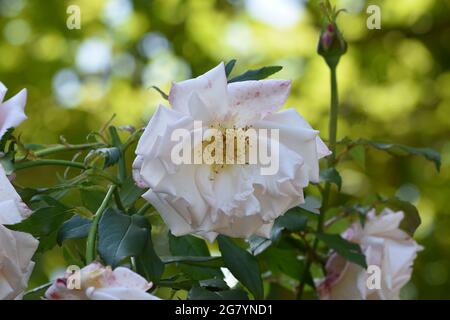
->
<box><xmin>318</xmin><ymin>208</ymin><xmax>423</xmax><ymax>300</ymax></box>
<box><xmin>133</xmin><ymin>62</ymin><xmax>330</xmax><ymax>241</ymax></box>
<box><xmin>0</xmin><ymin>165</ymin><xmax>38</xmax><ymax>300</ymax></box>
<box><xmin>0</xmin><ymin>82</ymin><xmax>27</xmax><ymax>139</ymax></box>
<box><xmin>45</xmin><ymin>262</ymin><xmax>160</xmax><ymax>300</ymax></box>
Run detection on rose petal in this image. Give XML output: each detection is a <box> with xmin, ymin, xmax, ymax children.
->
<box><xmin>0</xmin><ymin>88</ymin><xmax>27</xmax><ymax>139</ymax></box>
<box><xmin>228</xmin><ymin>80</ymin><xmax>291</xmax><ymax>126</ymax></box>
<box><xmin>169</xmin><ymin>62</ymin><xmax>229</xmax><ymax>118</ymax></box>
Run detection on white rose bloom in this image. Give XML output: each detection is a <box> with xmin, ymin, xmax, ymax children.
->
<box><xmin>0</xmin><ymin>165</ymin><xmax>38</xmax><ymax>300</ymax></box>
<box><xmin>318</xmin><ymin>208</ymin><xmax>423</xmax><ymax>300</ymax></box>
<box><xmin>133</xmin><ymin>62</ymin><xmax>330</xmax><ymax>241</ymax></box>
<box><xmin>45</xmin><ymin>262</ymin><xmax>160</xmax><ymax>300</ymax></box>
<box><xmin>0</xmin><ymin>82</ymin><xmax>27</xmax><ymax>139</ymax></box>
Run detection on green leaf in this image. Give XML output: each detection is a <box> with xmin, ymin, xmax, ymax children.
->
<box><xmin>217</xmin><ymin>235</ymin><xmax>263</xmax><ymax>299</ymax></box>
<box><xmin>188</xmin><ymin>286</ymin><xmax>248</xmax><ymax>300</ymax></box>
<box><xmin>225</xmin><ymin>59</ymin><xmax>237</xmax><ymax>77</ymax></box>
<box><xmin>98</xmin><ymin>209</ymin><xmax>148</xmax><ymax>267</ymax></box>
<box><xmin>341</xmin><ymin>139</ymin><xmax>441</xmax><ymax>171</ymax></box>
<box><xmin>271</xmin><ymin>207</ymin><xmax>308</xmax><ymax>241</ymax></box>
<box><xmin>379</xmin><ymin>197</ymin><xmax>421</xmax><ymax>236</ymax></box>
<box><xmin>157</xmin><ymin>277</ymin><xmax>196</xmax><ymax>291</ymax></box>
<box><xmin>169</xmin><ymin>233</ymin><xmax>223</xmax><ymax>280</ymax></box>
<box><xmin>161</xmin><ymin>256</ymin><xmax>223</xmax><ymax>268</ymax></box>
<box><xmin>0</xmin><ymin>152</ymin><xmax>14</xmax><ymax>175</ymax></box>
<box><xmin>135</xmin><ymin>224</ymin><xmax>165</xmax><ymax>282</ymax></box>
<box><xmin>57</xmin><ymin>214</ymin><xmax>92</xmax><ymax>245</ymax></box>
<box><xmin>216</xmin><ymin>289</ymin><xmax>249</xmax><ymax>300</ymax></box>
<box><xmin>80</xmin><ymin>188</ymin><xmax>106</xmax><ymax>213</ymax></box>
<box><xmin>316</xmin><ymin>233</ymin><xmax>367</xmax><ymax>268</ymax></box>
<box><xmin>228</xmin><ymin>66</ymin><xmax>283</xmax><ymax>83</ymax></box>
<box><xmin>62</xmin><ymin>239</ymin><xmax>86</xmax><ymax>267</ymax></box>
<box><xmin>367</xmin><ymin>141</ymin><xmax>440</xmax><ymax>170</ymax></box>
<box><xmin>199</xmin><ymin>278</ymin><xmax>229</xmax><ymax>290</ymax></box>
<box><xmin>6</xmin><ymin>206</ymin><xmax>72</xmax><ymax>252</ymax></box>
<box><xmin>187</xmin><ymin>286</ymin><xmax>223</xmax><ymax>300</ymax></box>
<box><xmin>7</xmin><ymin>206</ymin><xmax>71</xmax><ymax>237</ymax></box>
<box><xmin>348</xmin><ymin>144</ymin><xmax>365</xmax><ymax>169</ymax></box>
<box><xmin>320</xmin><ymin>167</ymin><xmax>342</xmax><ymax>190</ymax></box>
<box><xmin>267</xmin><ymin>283</ymin><xmax>296</xmax><ymax>300</ymax></box>
<box><xmin>262</xmin><ymin>247</ymin><xmax>304</xmax><ymax>281</ymax></box>
<box><xmin>119</xmin><ymin>176</ymin><xmax>145</xmax><ymax>208</ymax></box>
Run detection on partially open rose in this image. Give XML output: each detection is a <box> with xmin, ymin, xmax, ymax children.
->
<box><xmin>0</xmin><ymin>165</ymin><xmax>38</xmax><ymax>300</ymax></box>
<box><xmin>45</xmin><ymin>262</ymin><xmax>160</xmax><ymax>300</ymax></box>
<box><xmin>318</xmin><ymin>208</ymin><xmax>423</xmax><ymax>300</ymax></box>
<box><xmin>133</xmin><ymin>62</ymin><xmax>330</xmax><ymax>241</ymax></box>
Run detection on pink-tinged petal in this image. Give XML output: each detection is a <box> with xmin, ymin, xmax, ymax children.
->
<box><xmin>322</xmin><ymin>208</ymin><xmax>422</xmax><ymax>300</ymax></box>
<box><xmin>169</xmin><ymin>62</ymin><xmax>229</xmax><ymax>118</ymax></box>
<box><xmin>228</xmin><ymin>80</ymin><xmax>291</xmax><ymax>125</ymax></box>
<box><xmin>109</xmin><ymin>267</ymin><xmax>152</xmax><ymax>291</ymax></box>
<box><xmin>0</xmin><ymin>88</ymin><xmax>27</xmax><ymax>139</ymax></box>
<box><xmin>0</xmin><ymin>163</ymin><xmax>38</xmax><ymax>300</ymax></box>
<box><xmin>0</xmin><ymin>82</ymin><xmax>6</xmax><ymax>102</ymax></box>
<box><xmin>132</xmin><ymin>156</ymin><xmax>148</xmax><ymax>188</ymax></box>
<box><xmin>45</xmin><ymin>278</ymin><xmax>86</xmax><ymax>300</ymax></box>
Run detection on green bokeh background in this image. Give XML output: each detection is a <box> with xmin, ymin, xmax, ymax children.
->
<box><xmin>1</xmin><ymin>0</ymin><xmax>449</xmax><ymax>299</ymax></box>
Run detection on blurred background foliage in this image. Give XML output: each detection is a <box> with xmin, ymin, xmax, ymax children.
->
<box><xmin>1</xmin><ymin>0</ymin><xmax>449</xmax><ymax>299</ymax></box>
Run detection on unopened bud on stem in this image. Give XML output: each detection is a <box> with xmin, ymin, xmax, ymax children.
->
<box><xmin>317</xmin><ymin>1</ymin><xmax>347</xmax><ymax>68</ymax></box>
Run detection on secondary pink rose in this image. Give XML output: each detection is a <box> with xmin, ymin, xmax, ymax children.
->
<box><xmin>45</xmin><ymin>262</ymin><xmax>160</xmax><ymax>300</ymax></box>
<box><xmin>318</xmin><ymin>208</ymin><xmax>423</xmax><ymax>300</ymax></box>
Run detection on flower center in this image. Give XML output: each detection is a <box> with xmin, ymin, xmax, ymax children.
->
<box><xmin>201</xmin><ymin>123</ymin><xmax>253</xmax><ymax>179</ymax></box>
